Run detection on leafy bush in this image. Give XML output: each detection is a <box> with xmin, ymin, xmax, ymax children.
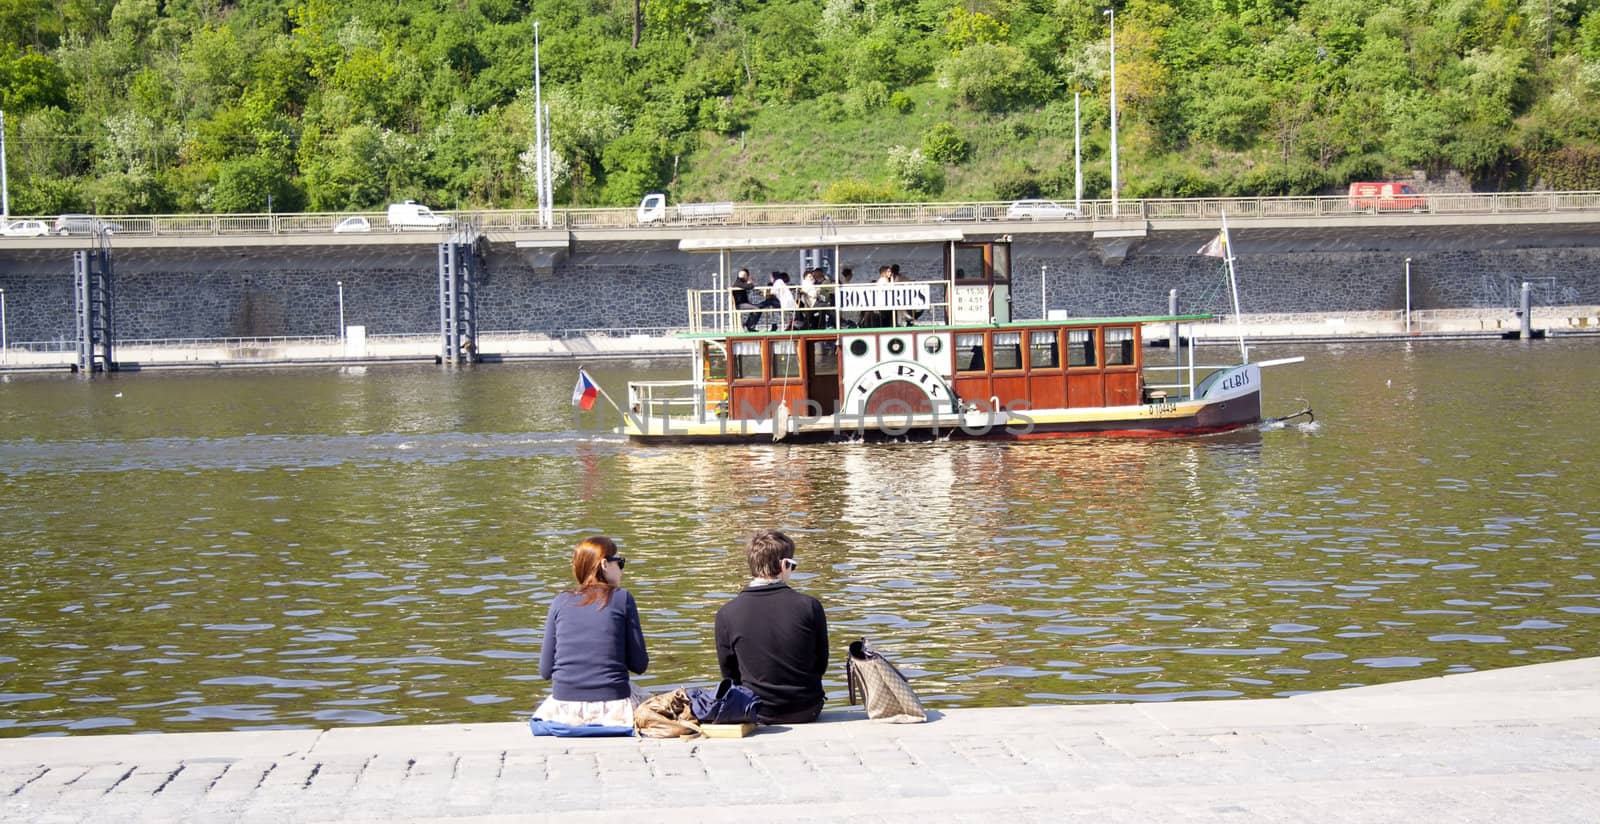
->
<box><xmin>846</xmin><ymin>81</ymin><xmax>889</xmax><ymax>116</ymax></box>
<box><xmin>889</xmin><ymin>91</ymin><xmax>914</xmax><ymax>114</ymax></box>
<box><xmin>823</xmin><ymin>178</ymin><xmax>898</xmax><ymax>203</ymax></box>
<box><xmin>1236</xmin><ymin>164</ymin><xmax>1326</xmax><ymax>197</ymax></box>
<box><xmin>1127</xmin><ymin>168</ymin><xmax>1219</xmax><ymax>199</ymax></box>
<box><xmin>813</xmin><ymin>93</ymin><xmax>847</xmax><ymax>123</ymax></box>
<box><xmin>734</xmin><ymin>175</ymin><xmax>770</xmax><ymax>201</ymax></box>
<box><xmin>887</xmin><ymin>145</ymin><xmax>943</xmax><ymax>194</ymax></box>
<box><xmin>991</xmin><ymin>161</ymin><xmax>1041</xmax><ymax>200</ymax></box>
<box><xmin>921</xmin><ymin>122</ymin><xmax>969</xmax><ymax>164</ymax></box>
<box><xmin>696</xmin><ymin>97</ymin><xmax>744</xmax><ymax>135</ymax></box>
<box><xmin>1526</xmin><ymin>146</ymin><xmax>1600</xmax><ymax>189</ymax></box>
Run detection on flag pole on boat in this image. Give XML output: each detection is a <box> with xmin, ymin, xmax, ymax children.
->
<box><xmin>573</xmin><ymin>366</ymin><xmax>627</xmax><ymax>420</ymax></box>
<box><xmin>1221</xmin><ymin>210</ymin><xmax>1247</xmax><ymax>364</ymax></box>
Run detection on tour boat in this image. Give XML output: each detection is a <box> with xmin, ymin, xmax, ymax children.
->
<box><xmin>599</xmin><ymin>231</ymin><xmax>1304</xmax><ymax>443</ymax></box>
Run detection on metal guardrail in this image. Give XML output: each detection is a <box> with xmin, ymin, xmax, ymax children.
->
<box><xmin>7</xmin><ymin>191</ymin><xmax>1600</xmax><ymax>239</ymax></box>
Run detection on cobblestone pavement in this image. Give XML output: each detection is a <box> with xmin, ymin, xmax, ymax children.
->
<box><xmin>3</xmin><ymin>657</ymin><xmax>1598</xmax><ymax>823</ymax></box>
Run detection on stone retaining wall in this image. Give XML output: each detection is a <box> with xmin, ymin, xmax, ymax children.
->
<box><xmin>2</xmin><ymin>243</ymin><xmax>1599</xmax><ymax>344</ymax></box>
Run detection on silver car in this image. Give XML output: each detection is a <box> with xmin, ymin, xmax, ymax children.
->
<box><xmin>1</xmin><ymin>219</ymin><xmax>49</xmax><ymax>237</ymax></box>
<box><xmin>54</xmin><ymin>214</ymin><xmax>122</xmax><ymax>236</ymax></box>
<box><xmin>1005</xmin><ymin>199</ymin><xmax>1081</xmax><ymax>221</ymax></box>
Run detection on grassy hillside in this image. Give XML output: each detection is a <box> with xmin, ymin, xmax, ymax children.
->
<box><xmin>4</xmin><ymin>0</ymin><xmax>1600</xmax><ymax>215</ymax></box>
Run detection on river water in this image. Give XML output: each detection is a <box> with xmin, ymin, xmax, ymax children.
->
<box><xmin>1</xmin><ymin>339</ymin><xmax>1597</xmax><ymax>737</ymax></box>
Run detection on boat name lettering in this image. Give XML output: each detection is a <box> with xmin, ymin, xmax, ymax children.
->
<box><xmin>838</xmin><ymin>284</ymin><xmax>932</xmax><ymax>311</ymax></box>
<box><xmin>852</xmin><ymin>360</ymin><xmax>946</xmax><ymax>400</ymax></box>
<box><xmin>1221</xmin><ymin>370</ymin><xmax>1251</xmax><ymax>391</ymax></box>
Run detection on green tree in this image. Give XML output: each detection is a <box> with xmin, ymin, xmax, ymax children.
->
<box><xmin>204</xmin><ymin>154</ymin><xmax>302</xmax><ymax>213</ymax></box>
<box><xmin>0</xmin><ymin>47</ymin><xmax>68</xmax><ymax>111</ymax></box>
<box><xmin>941</xmin><ymin>42</ymin><xmax>1044</xmax><ymax>111</ymax></box>
<box><xmin>299</xmin><ymin>123</ymin><xmax>396</xmax><ymax>211</ymax></box>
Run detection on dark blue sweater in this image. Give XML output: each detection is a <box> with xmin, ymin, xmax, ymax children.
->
<box><xmin>714</xmin><ymin>582</ymin><xmax>828</xmax><ymax>723</ymax></box>
<box><xmin>538</xmin><ymin>587</ymin><xmax>649</xmax><ymax>701</ymax></box>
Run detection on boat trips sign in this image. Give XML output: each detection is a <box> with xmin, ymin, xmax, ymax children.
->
<box><xmin>838</xmin><ymin>284</ymin><xmax>931</xmax><ymax>312</ymax></box>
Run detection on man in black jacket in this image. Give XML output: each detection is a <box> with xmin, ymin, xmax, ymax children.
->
<box><xmin>731</xmin><ymin>268</ymin><xmax>762</xmax><ymax>332</ymax></box>
<box><xmin>714</xmin><ymin>530</ymin><xmax>829</xmax><ymax>724</ymax></box>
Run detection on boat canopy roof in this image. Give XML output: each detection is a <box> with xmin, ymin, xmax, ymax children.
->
<box><xmin>675</xmin><ymin>313</ymin><xmax>1215</xmax><ymax>339</ymax></box>
<box><xmin>679</xmin><ymin>228</ymin><xmax>965</xmax><ymax>252</ymax></box>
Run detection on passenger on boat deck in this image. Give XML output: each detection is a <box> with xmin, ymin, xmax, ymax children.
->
<box><xmin>534</xmin><ymin>536</ymin><xmax>651</xmax><ymax>728</ymax></box>
<box><xmin>714</xmin><ymin>529</ymin><xmax>829</xmax><ymax>725</ymax></box>
<box><xmin>807</xmin><ymin>269</ymin><xmax>835</xmax><ymax>329</ymax></box>
<box><xmin>863</xmin><ymin>265</ymin><xmax>894</xmax><ymax>328</ymax></box>
<box><xmin>799</xmin><ymin>269</ymin><xmax>820</xmax><ymax>308</ymax></box>
<box><xmin>890</xmin><ymin>263</ymin><xmax>923</xmax><ymax>325</ymax></box>
<box><xmin>838</xmin><ymin>268</ymin><xmax>858</xmax><ymax>328</ymax></box>
<box><xmin>768</xmin><ymin>272</ymin><xmax>798</xmax><ymax>330</ymax></box>
<box><xmin>732</xmin><ymin>268</ymin><xmax>762</xmax><ymax>332</ymax></box>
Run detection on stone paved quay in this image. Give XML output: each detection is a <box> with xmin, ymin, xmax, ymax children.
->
<box><xmin>3</xmin><ymin>657</ymin><xmax>1598</xmax><ymax>824</ymax></box>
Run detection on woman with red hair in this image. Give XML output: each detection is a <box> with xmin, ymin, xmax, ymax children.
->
<box><xmin>534</xmin><ymin>536</ymin><xmax>650</xmax><ymax>727</ymax></box>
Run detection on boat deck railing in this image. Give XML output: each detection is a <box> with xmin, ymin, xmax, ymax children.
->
<box><xmin>628</xmin><ymin>380</ymin><xmax>714</xmax><ymax>425</ymax></box>
<box><xmin>690</xmin><ymin>282</ymin><xmax>954</xmax><ymax>335</ymax></box>
<box><xmin>1142</xmin><ymin>338</ymin><xmax>1242</xmax><ymax>403</ymax></box>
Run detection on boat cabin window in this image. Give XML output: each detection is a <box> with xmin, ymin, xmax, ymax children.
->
<box><xmin>702</xmin><ymin>344</ymin><xmax>728</xmax><ymax>382</ymax></box>
<box><xmin>1029</xmin><ymin>331</ymin><xmax>1059</xmax><ymax>369</ymax></box>
<box><xmin>992</xmin><ymin>243</ymin><xmax>1010</xmax><ymax>282</ymax></box>
<box><xmin>809</xmin><ymin>340</ymin><xmax>839</xmax><ymax>375</ymax></box>
<box><xmin>953</xmin><ymin>246</ymin><xmax>986</xmax><ymax>281</ymax></box>
<box><xmin>1105</xmin><ymin>327</ymin><xmax>1135</xmax><ymax>366</ymax></box>
<box><xmin>992</xmin><ymin>332</ymin><xmax>1023</xmax><ymax>370</ymax></box>
<box><xmin>733</xmin><ymin>341</ymin><xmax>763</xmax><ymax>379</ymax></box>
<box><xmin>771</xmin><ymin>339</ymin><xmax>800</xmax><ymax>379</ymax></box>
<box><xmin>1068</xmin><ymin>329</ymin><xmax>1097</xmax><ymax>367</ymax></box>
<box><xmin>954</xmin><ymin>333</ymin><xmax>985</xmax><ymax>371</ymax></box>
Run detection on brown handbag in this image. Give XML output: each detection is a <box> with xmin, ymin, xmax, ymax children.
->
<box><xmin>845</xmin><ymin>638</ymin><xmax>927</xmax><ymax>723</ymax></box>
<box><xmin>633</xmin><ymin>688</ymin><xmax>703</xmax><ymax>739</ymax></box>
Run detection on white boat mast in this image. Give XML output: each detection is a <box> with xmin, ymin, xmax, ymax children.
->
<box><xmin>1221</xmin><ymin>211</ymin><xmax>1247</xmax><ymax>363</ymax></box>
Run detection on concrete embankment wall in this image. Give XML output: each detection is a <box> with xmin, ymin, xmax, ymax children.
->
<box><xmin>2</xmin><ymin>233</ymin><xmax>1599</xmax><ymax>347</ymax></box>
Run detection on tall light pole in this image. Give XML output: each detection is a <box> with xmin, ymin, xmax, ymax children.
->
<box><xmin>1104</xmin><ymin>8</ymin><xmax>1119</xmax><ymax>218</ymax></box>
<box><xmin>1404</xmin><ymin>257</ymin><xmax>1413</xmax><ymax>335</ymax></box>
<box><xmin>1073</xmin><ymin>92</ymin><xmax>1082</xmax><ymax>213</ymax></box>
<box><xmin>534</xmin><ymin>21</ymin><xmax>546</xmax><ymax>228</ymax></box>
<box><xmin>336</xmin><ymin>280</ymin><xmax>345</xmax><ymax>343</ymax></box>
<box><xmin>1</xmin><ymin>109</ymin><xmax>9</xmax><ymax>220</ymax></box>
<box><xmin>1</xmin><ymin>287</ymin><xmax>7</xmax><ymax>364</ymax></box>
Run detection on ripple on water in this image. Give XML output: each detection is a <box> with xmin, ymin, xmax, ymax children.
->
<box><xmin>2</xmin><ymin>348</ymin><xmax>1599</xmax><ymax>734</ymax></box>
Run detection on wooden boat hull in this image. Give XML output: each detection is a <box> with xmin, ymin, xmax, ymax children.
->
<box><xmin>622</xmin><ymin>364</ymin><xmax>1263</xmax><ymax>444</ymax></box>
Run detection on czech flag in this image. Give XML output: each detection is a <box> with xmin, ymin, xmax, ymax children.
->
<box><xmin>571</xmin><ymin>368</ymin><xmax>599</xmax><ymax>411</ymax></box>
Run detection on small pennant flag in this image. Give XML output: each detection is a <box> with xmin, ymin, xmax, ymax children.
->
<box><xmin>1197</xmin><ymin>232</ymin><xmax>1227</xmax><ymax>258</ymax></box>
<box><xmin>571</xmin><ymin>368</ymin><xmax>599</xmax><ymax>411</ymax></box>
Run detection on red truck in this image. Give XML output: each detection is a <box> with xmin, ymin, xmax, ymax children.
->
<box><xmin>1348</xmin><ymin>181</ymin><xmax>1429</xmax><ymax>212</ymax></box>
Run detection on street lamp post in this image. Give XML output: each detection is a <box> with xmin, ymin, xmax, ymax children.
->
<box><xmin>1</xmin><ymin>287</ymin><xmax>7</xmax><ymax>364</ymax></box>
<box><xmin>1104</xmin><ymin>7</ymin><xmax>1119</xmax><ymax>218</ymax></box>
<box><xmin>336</xmin><ymin>280</ymin><xmax>345</xmax><ymax>343</ymax></box>
<box><xmin>1404</xmin><ymin>258</ymin><xmax>1412</xmax><ymax>335</ymax></box>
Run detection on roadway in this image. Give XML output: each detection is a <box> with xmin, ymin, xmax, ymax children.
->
<box><xmin>3</xmin><ymin>191</ymin><xmax>1600</xmax><ymax>256</ymax></box>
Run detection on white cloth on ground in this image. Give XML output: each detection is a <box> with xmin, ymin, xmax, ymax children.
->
<box><xmin>533</xmin><ymin>684</ymin><xmax>652</xmax><ymax>727</ymax></box>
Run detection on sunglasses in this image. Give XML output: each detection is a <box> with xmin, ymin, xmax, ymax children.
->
<box><xmin>606</xmin><ymin>557</ymin><xmax>627</xmax><ymax>569</ymax></box>
<box><xmin>781</xmin><ymin>558</ymin><xmax>798</xmax><ymax>571</ymax></box>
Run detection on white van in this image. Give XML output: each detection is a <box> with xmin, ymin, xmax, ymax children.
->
<box><xmin>386</xmin><ymin>201</ymin><xmax>454</xmax><ymax>230</ymax></box>
<box><xmin>636</xmin><ymin>193</ymin><xmax>734</xmax><ymax>225</ymax></box>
